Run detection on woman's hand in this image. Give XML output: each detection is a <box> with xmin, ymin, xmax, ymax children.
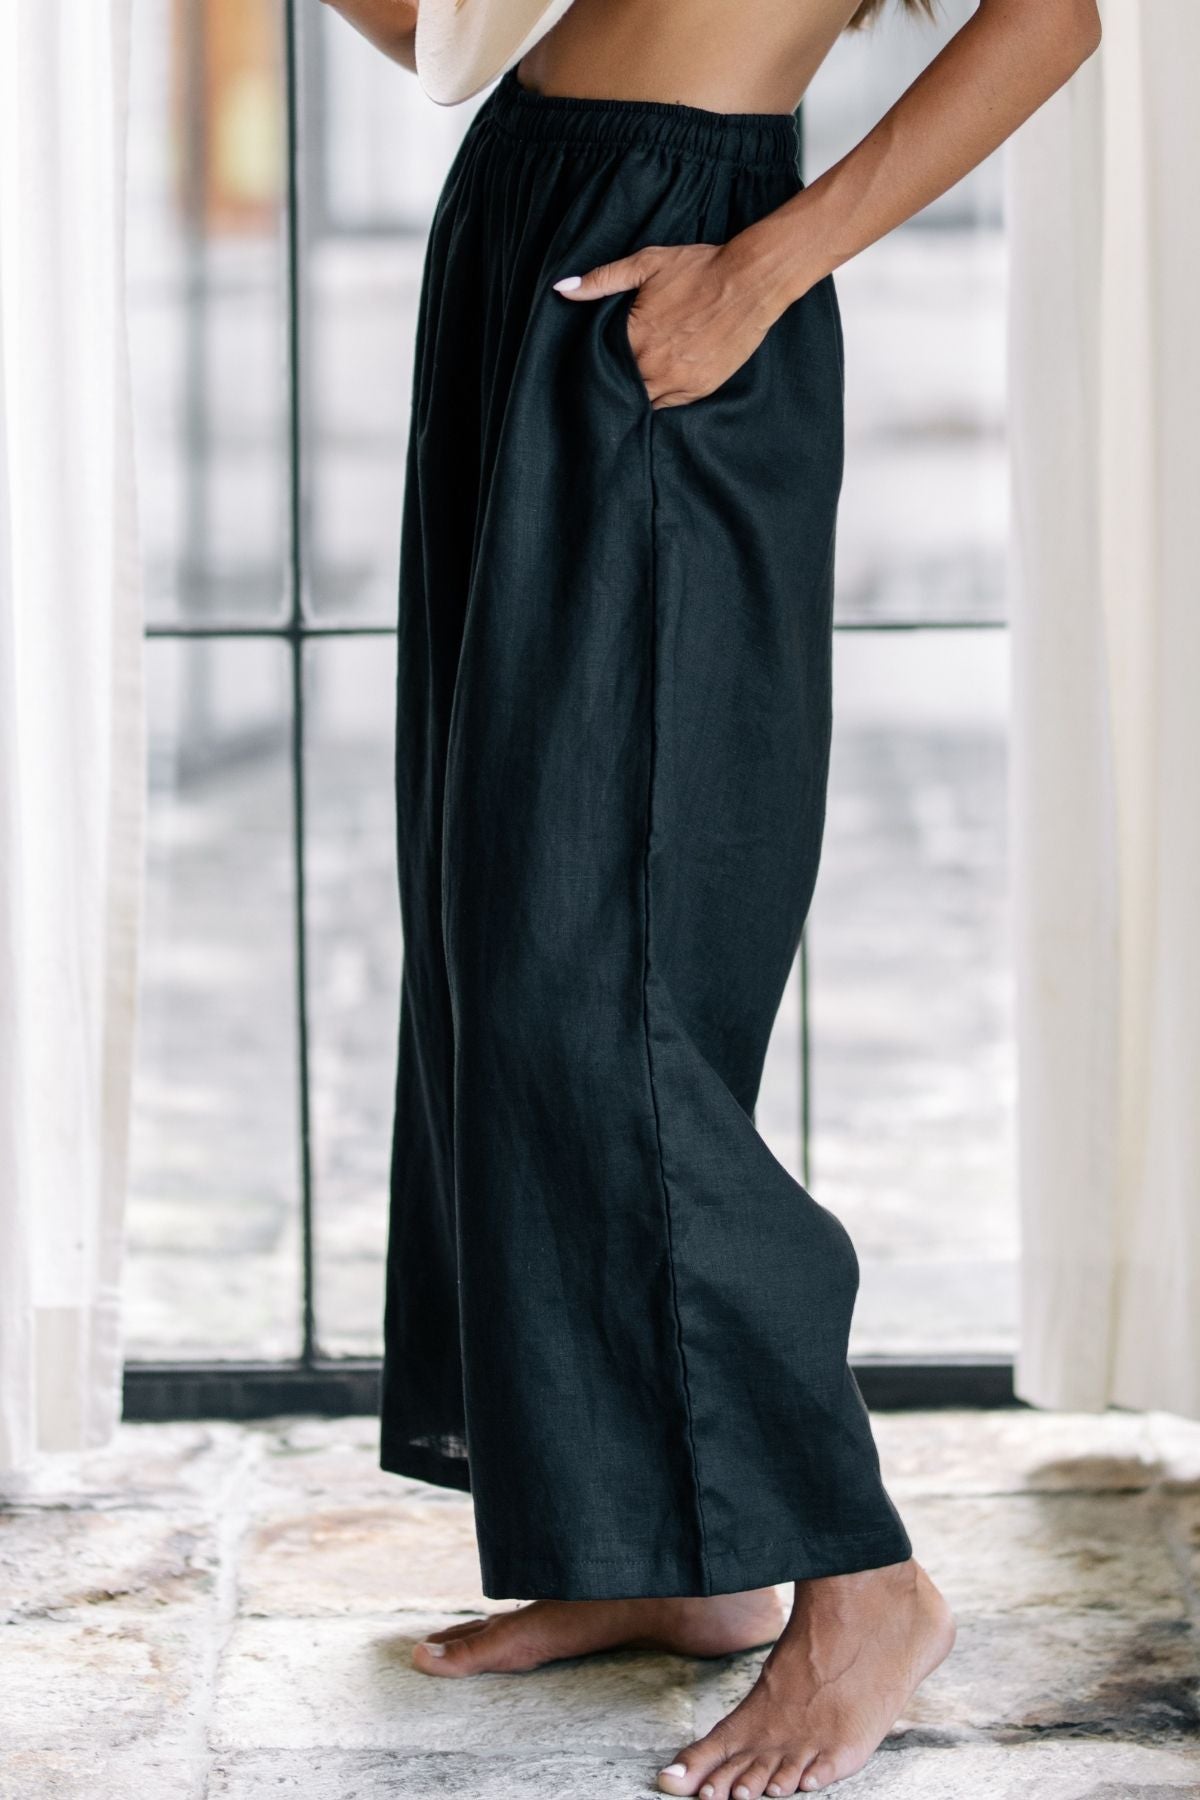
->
<box><xmin>552</xmin><ymin>239</ymin><xmax>794</xmax><ymax>410</ymax></box>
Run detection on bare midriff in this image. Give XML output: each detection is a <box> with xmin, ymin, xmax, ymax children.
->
<box><xmin>515</xmin><ymin>0</ymin><xmax>864</xmax><ymax>116</ymax></box>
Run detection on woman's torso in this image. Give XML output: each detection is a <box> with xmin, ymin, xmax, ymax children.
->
<box><xmin>515</xmin><ymin>0</ymin><xmax>864</xmax><ymax>115</ymax></box>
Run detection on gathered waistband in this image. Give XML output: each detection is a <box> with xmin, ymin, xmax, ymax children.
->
<box><xmin>483</xmin><ymin>66</ymin><xmax>801</xmax><ymax>172</ymax></box>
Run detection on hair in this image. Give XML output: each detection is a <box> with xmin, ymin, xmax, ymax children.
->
<box><xmin>846</xmin><ymin>0</ymin><xmax>936</xmax><ymax>28</ymax></box>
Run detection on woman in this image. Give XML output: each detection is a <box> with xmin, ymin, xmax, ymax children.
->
<box><xmin>320</xmin><ymin>0</ymin><xmax>1101</xmax><ymax>1793</ymax></box>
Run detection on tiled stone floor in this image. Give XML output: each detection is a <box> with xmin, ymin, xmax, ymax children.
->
<box><xmin>2</xmin><ymin>1409</ymin><xmax>1199</xmax><ymax>1798</ymax></box>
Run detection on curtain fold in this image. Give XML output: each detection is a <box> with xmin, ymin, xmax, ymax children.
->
<box><xmin>1007</xmin><ymin>0</ymin><xmax>1200</xmax><ymax>1416</ymax></box>
<box><xmin>0</xmin><ymin>0</ymin><xmax>142</xmax><ymax>1469</ymax></box>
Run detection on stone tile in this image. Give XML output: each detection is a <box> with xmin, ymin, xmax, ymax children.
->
<box><xmin>0</xmin><ymin>1505</ymin><xmax>219</xmax><ymax>1624</ymax></box>
<box><xmin>1162</xmin><ymin>1491</ymin><xmax>1200</xmax><ymax>1605</ymax></box>
<box><xmin>0</xmin><ymin>1749</ymin><xmax>206</xmax><ymax>1800</ymax></box>
<box><xmin>207</xmin><ymin>1740</ymin><xmax>1200</xmax><ymax>1800</ymax></box>
<box><xmin>0</xmin><ymin>1422</ymin><xmax>250</xmax><ymax>1512</ymax></box>
<box><xmin>240</xmin><ymin>1493</ymin><xmax>497</xmax><ymax>1617</ymax></box>
<box><xmin>907</xmin><ymin>1612</ymin><xmax>1200</xmax><ymax>1737</ymax></box>
<box><xmin>0</xmin><ymin>1615</ymin><xmax>211</xmax><ymax>1755</ymax></box>
<box><xmin>694</xmin><ymin>1610</ymin><xmax>1199</xmax><ymax>1745</ymax></box>
<box><xmin>209</xmin><ymin>1750</ymin><xmax>664</xmax><ymax>1799</ymax></box>
<box><xmin>901</xmin><ymin>1491</ymin><xmax>1185</xmax><ymax>1618</ymax></box>
<box><xmin>806</xmin><ymin>1737</ymin><xmax>1200</xmax><ymax>1799</ymax></box>
<box><xmin>248</xmin><ymin>1417</ymin><xmax>435</xmax><ymax>1507</ymax></box>
<box><xmin>873</xmin><ymin>1409</ymin><xmax>1163</xmax><ymax>1500</ymax></box>
<box><xmin>244</xmin><ymin>1418</ymin><xmax>495</xmax><ymax>1616</ymax></box>
<box><xmin>211</xmin><ymin>1616</ymin><xmax>696</xmax><ymax>1753</ymax></box>
<box><xmin>1146</xmin><ymin>1413</ymin><xmax>1200</xmax><ymax>1492</ymax></box>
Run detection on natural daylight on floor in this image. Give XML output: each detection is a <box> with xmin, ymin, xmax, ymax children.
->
<box><xmin>3</xmin><ymin>1409</ymin><xmax>1199</xmax><ymax>1798</ymax></box>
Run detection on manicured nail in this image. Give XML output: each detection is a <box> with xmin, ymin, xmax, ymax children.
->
<box><xmin>553</xmin><ymin>274</ymin><xmax>582</xmax><ymax>291</ymax></box>
<box><xmin>420</xmin><ymin>1640</ymin><xmax>447</xmax><ymax>1656</ymax></box>
<box><xmin>660</xmin><ymin>1770</ymin><xmax>688</xmax><ymax>1780</ymax></box>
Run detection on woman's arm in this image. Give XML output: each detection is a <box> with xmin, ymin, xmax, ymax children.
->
<box><xmin>555</xmin><ymin>0</ymin><xmax>1102</xmax><ymax>408</ymax></box>
<box><xmin>318</xmin><ymin>0</ymin><xmax>418</xmax><ymax>71</ymax></box>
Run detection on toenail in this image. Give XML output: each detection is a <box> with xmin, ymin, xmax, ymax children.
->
<box><xmin>767</xmin><ymin>1789</ymin><xmax>782</xmax><ymax>1798</ymax></box>
<box><xmin>419</xmin><ymin>1641</ymin><xmax>447</xmax><ymax>1657</ymax></box>
<box><xmin>660</xmin><ymin>1769</ymin><xmax>688</xmax><ymax>1780</ymax></box>
<box><xmin>734</xmin><ymin>1788</ymin><xmax>751</xmax><ymax>1799</ymax></box>
<box><xmin>700</xmin><ymin>1788</ymin><xmax>715</xmax><ymax>1799</ymax></box>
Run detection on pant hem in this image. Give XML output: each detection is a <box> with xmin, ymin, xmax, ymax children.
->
<box><xmin>380</xmin><ymin>1434</ymin><xmax>472</xmax><ymax>1494</ymax></box>
<box><xmin>478</xmin><ymin>1523</ymin><xmax>914</xmax><ymax>1602</ymax></box>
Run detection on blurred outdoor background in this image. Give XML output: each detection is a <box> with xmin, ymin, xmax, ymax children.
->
<box><xmin>125</xmin><ymin>0</ymin><xmax>1012</xmax><ymax>1365</ymax></box>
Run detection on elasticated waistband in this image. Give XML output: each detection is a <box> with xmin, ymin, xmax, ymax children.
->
<box><xmin>484</xmin><ymin>65</ymin><xmax>801</xmax><ymax>171</ymax></box>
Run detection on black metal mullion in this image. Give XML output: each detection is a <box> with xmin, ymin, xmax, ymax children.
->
<box><xmin>122</xmin><ymin>1355</ymin><xmax>1021</xmax><ymax>1420</ymax></box>
<box><xmin>283</xmin><ymin>0</ymin><xmax>318</xmax><ymax>1367</ymax></box>
<box><xmin>145</xmin><ymin>622</ymin><xmax>397</xmax><ymax>639</ymax></box>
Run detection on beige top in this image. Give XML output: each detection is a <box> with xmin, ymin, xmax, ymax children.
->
<box><xmin>415</xmin><ymin>0</ymin><xmax>579</xmax><ymax>105</ymax></box>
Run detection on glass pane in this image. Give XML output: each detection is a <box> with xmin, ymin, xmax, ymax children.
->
<box><xmin>803</xmin><ymin>0</ymin><xmax>1007</xmax><ymax>625</ymax></box>
<box><xmin>127</xmin><ymin>0</ymin><xmax>291</xmax><ymax>626</ymax></box>
<box><xmin>125</xmin><ymin>638</ymin><xmax>302</xmax><ymax>1358</ymax></box>
<box><xmin>300</xmin><ymin>13</ymin><xmax>481</xmax><ymax>623</ymax></box>
<box><xmin>758</xmin><ymin>962</ymin><xmax>805</xmax><ymax>1184</ymax></box>
<box><xmin>810</xmin><ymin>629</ymin><xmax>1017</xmax><ymax>1354</ymax></box>
<box><xmin>305</xmin><ymin>636</ymin><xmax>401</xmax><ymax>1356</ymax></box>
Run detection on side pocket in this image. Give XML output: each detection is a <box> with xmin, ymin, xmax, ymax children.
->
<box><xmin>604</xmin><ymin>287</ymin><xmax>652</xmax><ymax>412</ymax></box>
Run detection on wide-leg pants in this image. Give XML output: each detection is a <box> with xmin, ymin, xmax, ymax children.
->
<box><xmin>380</xmin><ymin>67</ymin><xmax>912</xmax><ymax>1600</ymax></box>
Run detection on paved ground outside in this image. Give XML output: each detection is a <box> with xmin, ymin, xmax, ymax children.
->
<box><xmin>3</xmin><ymin>1408</ymin><xmax>1199</xmax><ymax>1798</ymax></box>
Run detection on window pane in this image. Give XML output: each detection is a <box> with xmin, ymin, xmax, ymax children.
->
<box><xmin>125</xmin><ymin>638</ymin><xmax>302</xmax><ymax>1358</ymax></box>
<box><xmin>127</xmin><ymin>0</ymin><xmax>291</xmax><ymax>626</ymax></box>
<box><xmin>810</xmin><ymin>629</ymin><xmax>1016</xmax><ymax>1354</ymax></box>
<box><xmin>804</xmin><ymin>0</ymin><xmax>1006</xmax><ymax>626</ymax></box>
<box><xmin>758</xmin><ymin>963</ymin><xmax>805</xmax><ymax>1185</ymax></box>
<box><xmin>304</xmin><ymin>636</ymin><xmax>401</xmax><ymax>1356</ymax></box>
<box><xmin>300</xmin><ymin>13</ymin><xmax>479</xmax><ymax>623</ymax></box>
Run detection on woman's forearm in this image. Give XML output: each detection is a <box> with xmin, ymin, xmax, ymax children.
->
<box><xmin>319</xmin><ymin>0</ymin><xmax>418</xmax><ymax>71</ymax></box>
<box><xmin>731</xmin><ymin>0</ymin><xmax>1102</xmax><ymax>308</ymax></box>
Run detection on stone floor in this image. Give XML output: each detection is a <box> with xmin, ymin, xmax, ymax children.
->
<box><xmin>2</xmin><ymin>1409</ymin><xmax>1199</xmax><ymax>1799</ymax></box>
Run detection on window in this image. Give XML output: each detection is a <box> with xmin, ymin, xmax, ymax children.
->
<box><xmin>124</xmin><ymin>0</ymin><xmax>1013</xmax><ymax>1394</ymax></box>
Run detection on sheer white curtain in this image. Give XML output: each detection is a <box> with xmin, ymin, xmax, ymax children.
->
<box><xmin>0</xmin><ymin>0</ymin><xmax>142</xmax><ymax>1468</ymax></box>
<box><xmin>1007</xmin><ymin>0</ymin><xmax>1200</xmax><ymax>1416</ymax></box>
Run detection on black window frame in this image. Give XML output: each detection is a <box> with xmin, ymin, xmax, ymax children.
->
<box><xmin>125</xmin><ymin>0</ymin><xmax>1017</xmax><ymax>1422</ymax></box>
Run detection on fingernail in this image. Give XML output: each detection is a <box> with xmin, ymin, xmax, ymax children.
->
<box><xmin>660</xmin><ymin>1769</ymin><xmax>688</xmax><ymax>1780</ymax></box>
<box><xmin>553</xmin><ymin>274</ymin><xmax>582</xmax><ymax>292</ymax></box>
<box><xmin>420</xmin><ymin>1640</ymin><xmax>447</xmax><ymax>1657</ymax></box>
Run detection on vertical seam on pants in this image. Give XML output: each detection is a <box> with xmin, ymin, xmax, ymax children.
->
<box><xmin>639</xmin><ymin>408</ymin><xmax>713</xmax><ymax>1596</ymax></box>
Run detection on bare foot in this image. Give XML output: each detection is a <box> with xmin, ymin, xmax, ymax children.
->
<box><xmin>410</xmin><ymin>1587</ymin><xmax>786</xmax><ymax>1676</ymax></box>
<box><xmin>656</xmin><ymin>1560</ymin><xmax>955</xmax><ymax>1797</ymax></box>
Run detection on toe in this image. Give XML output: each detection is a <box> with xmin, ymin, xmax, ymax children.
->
<box><xmin>658</xmin><ymin>1735</ymin><xmax>735</xmax><ymax>1798</ymax></box>
<box><xmin>421</xmin><ymin>1618</ymin><xmax>489</xmax><ymax>1644</ymax></box>
<box><xmin>799</xmin><ymin>1759</ymin><xmax>832</xmax><ymax>1793</ymax></box>
<box><xmin>762</xmin><ymin>1757</ymin><xmax>810</xmax><ymax>1798</ymax></box>
<box><xmin>702</xmin><ymin>1754</ymin><xmax>761</xmax><ymax>1800</ymax></box>
<box><xmin>729</xmin><ymin>1757</ymin><xmax>779</xmax><ymax>1800</ymax></box>
<box><xmin>656</xmin><ymin>1748</ymin><xmax>727</xmax><ymax>1798</ymax></box>
<box><xmin>412</xmin><ymin>1622</ymin><xmax>506</xmax><ymax>1677</ymax></box>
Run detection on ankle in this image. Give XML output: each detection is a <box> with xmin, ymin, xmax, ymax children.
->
<box><xmin>792</xmin><ymin>1558</ymin><xmax>919</xmax><ymax>1608</ymax></box>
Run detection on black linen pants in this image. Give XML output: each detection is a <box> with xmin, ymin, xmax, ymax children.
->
<box><xmin>380</xmin><ymin>67</ymin><xmax>912</xmax><ymax>1601</ymax></box>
